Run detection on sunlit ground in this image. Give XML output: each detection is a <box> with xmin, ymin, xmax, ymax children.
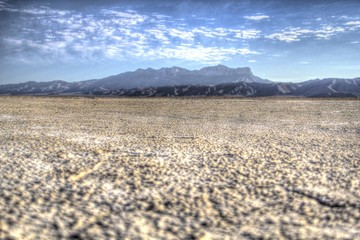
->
<box><xmin>0</xmin><ymin>97</ymin><xmax>359</xmax><ymax>239</ymax></box>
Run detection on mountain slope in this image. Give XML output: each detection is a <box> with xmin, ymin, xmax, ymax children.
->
<box><xmin>0</xmin><ymin>65</ymin><xmax>269</xmax><ymax>95</ymax></box>
<box><xmin>0</xmin><ymin>80</ymin><xmax>92</xmax><ymax>95</ymax></box>
<box><xmin>90</xmin><ymin>65</ymin><xmax>270</xmax><ymax>90</ymax></box>
<box><xmin>292</xmin><ymin>78</ymin><xmax>360</xmax><ymax>97</ymax></box>
<box><xmin>89</xmin><ymin>79</ymin><xmax>360</xmax><ymax>97</ymax></box>
<box><xmin>0</xmin><ymin>66</ymin><xmax>359</xmax><ymax>97</ymax></box>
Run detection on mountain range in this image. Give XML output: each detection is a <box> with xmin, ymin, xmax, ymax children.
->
<box><xmin>0</xmin><ymin>65</ymin><xmax>359</xmax><ymax>97</ymax></box>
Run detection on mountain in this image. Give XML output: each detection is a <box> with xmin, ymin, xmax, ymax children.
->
<box><xmin>0</xmin><ymin>65</ymin><xmax>359</xmax><ymax>97</ymax></box>
<box><xmin>90</xmin><ymin>78</ymin><xmax>360</xmax><ymax>98</ymax></box>
<box><xmin>0</xmin><ymin>80</ymin><xmax>91</xmax><ymax>95</ymax></box>
<box><xmin>291</xmin><ymin>78</ymin><xmax>360</xmax><ymax>97</ymax></box>
<box><xmin>88</xmin><ymin>65</ymin><xmax>270</xmax><ymax>90</ymax></box>
<box><xmin>0</xmin><ymin>65</ymin><xmax>269</xmax><ymax>95</ymax></box>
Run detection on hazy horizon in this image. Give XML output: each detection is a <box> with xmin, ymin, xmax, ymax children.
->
<box><xmin>0</xmin><ymin>0</ymin><xmax>359</xmax><ymax>84</ymax></box>
<box><xmin>1</xmin><ymin>64</ymin><xmax>360</xmax><ymax>86</ymax></box>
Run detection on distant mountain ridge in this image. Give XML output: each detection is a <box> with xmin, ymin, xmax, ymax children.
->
<box><xmin>90</xmin><ymin>78</ymin><xmax>360</xmax><ymax>98</ymax></box>
<box><xmin>89</xmin><ymin>65</ymin><xmax>270</xmax><ymax>90</ymax></box>
<box><xmin>0</xmin><ymin>65</ymin><xmax>359</xmax><ymax>97</ymax></box>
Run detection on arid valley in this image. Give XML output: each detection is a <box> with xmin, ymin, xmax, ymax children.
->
<box><xmin>0</xmin><ymin>97</ymin><xmax>359</xmax><ymax>239</ymax></box>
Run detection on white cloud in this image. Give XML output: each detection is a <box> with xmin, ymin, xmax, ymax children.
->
<box><xmin>0</xmin><ymin>3</ymin><xmax>71</xmax><ymax>15</ymax></box>
<box><xmin>314</xmin><ymin>26</ymin><xmax>345</xmax><ymax>39</ymax></box>
<box><xmin>191</xmin><ymin>27</ymin><xmax>230</xmax><ymax>39</ymax></box>
<box><xmin>344</xmin><ymin>21</ymin><xmax>360</xmax><ymax>25</ymax></box>
<box><xmin>194</xmin><ymin>17</ymin><xmax>216</xmax><ymax>22</ymax></box>
<box><xmin>2</xmin><ymin>3</ymin><xmax>271</xmax><ymax>66</ymax></box>
<box><xmin>111</xmin><ymin>36</ymin><xmax>122</xmax><ymax>42</ymax></box>
<box><xmin>21</xmin><ymin>6</ymin><xmax>71</xmax><ymax>15</ymax></box>
<box><xmin>192</xmin><ymin>27</ymin><xmax>217</xmax><ymax>38</ymax></box>
<box><xmin>4</xmin><ymin>38</ymin><xmax>23</xmax><ymax>46</ymax></box>
<box><xmin>57</xmin><ymin>30</ymin><xmax>86</xmax><ymax>42</ymax></box>
<box><xmin>0</xmin><ymin>0</ymin><xmax>8</xmax><ymax>11</ymax></box>
<box><xmin>237</xmin><ymin>48</ymin><xmax>260</xmax><ymax>55</ymax></box>
<box><xmin>299</xmin><ymin>61</ymin><xmax>310</xmax><ymax>64</ymax></box>
<box><xmin>84</xmin><ymin>25</ymin><xmax>96</xmax><ymax>33</ymax></box>
<box><xmin>8</xmin><ymin>39</ymin><xmax>67</xmax><ymax>56</ymax></box>
<box><xmin>344</xmin><ymin>21</ymin><xmax>360</xmax><ymax>30</ymax></box>
<box><xmin>244</xmin><ymin>15</ymin><xmax>270</xmax><ymax>21</ymax></box>
<box><xmin>168</xmin><ymin>28</ymin><xmax>194</xmax><ymax>41</ymax></box>
<box><xmin>232</xmin><ymin>29</ymin><xmax>261</xmax><ymax>39</ymax></box>
<box><xmin>105</xmin><ymin>45</ymin><xmax>121</xmax><ymax>58</ymax></box>
<box><xmin>101</xmin><ymin>27</ymin><xmax>116</xmax><ymax>37</ymax></box>
<box><xmin>145</xmin><ymin>29</ymin><xmax>170</xmax><ymax>44</ymax></box>
<box><xmin>213</xmin><ymin>28</ymin><xmax>230</xmax><ymax>37</ymax></box>
<box><xmin>152</xmin><ymin>14</ymin><xmax>170</xmax><ymax>19</ymax></box>
<box><xmin>17</xmin><ymin>2</ymin><xmax>360</xmax><ymax>65</ymax></box>
<box><xmin>101</xmin><ymin>9</ymin><xmax>146</xmax><ymax>25</ymax></box>
<box><xmin>143</xmin><ymin>45</ymin><xmax>259</xmax><ymax>63</ymax></box>
<box><xmin>266</xmin><ymin>27</ymin><xmax>313</xmax><ymax>42</ymax></box>
<box><xmin>191</xmin><ymin>27</ymin><xmax>261</xmax><ymax>40</ymax></box>
<box><xmin>266</xmin><ymin>32</ymin><xmax>301</xmax><ymax>42</ymax></box>
<box><xmin>266</xmin><ymin>25</ymin><xmax>347</xmax><ymax>42</ymax></box>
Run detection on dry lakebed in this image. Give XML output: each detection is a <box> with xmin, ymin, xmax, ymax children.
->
<box><xmin>0</xmin><ymin>96</ymin><xmax>360</xmax><ymax>239</ymax></box>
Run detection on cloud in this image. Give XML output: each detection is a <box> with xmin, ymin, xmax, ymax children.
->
<box><xmin>192</xmin><ymin>27</ymin><xmax>217</xmax><ymax>38</ymax></box>
<box><xmin>101</xmin><ymin>9</ymin><xmax>147</xmax><ymax>25</ymax></box>
<box><xmin>104</xmin><ymin>45</ymin><xmax>121</xmax><ymax>58</ymax></box>
<box><xmin>313</xmin><ymin>26</ymin><xmax>345</xmax><ymax>39</ymax></box>
<box><xmin>0</xmin><ymin>1</ymin><xmax>7</xmax><ymax>9</ymax></box>
<box><xmin>4</xmin><ymin>38</ymin><xmax>23</xmax><ymax>46</ymax></box>
<box><xmin>266</xmin><ymin>25</ymin><xmax>347</xmax><ymax>42</ymax></box>
<box><xmin>244</xmin><ymin>15</ymin><xmax>270</xmax><ymax>21</ymax></box>
<box><xmin>299</xmin><ymin>61</ymin><xmax>310</xmax><ymax>64</ymax></box>
<box><xmin>248</xmin><ymin>60</ymin><xmax>257</xmax><ymax>63</ymax></box>
<box><xmin>232</xmin><ymin>29</ymin><xmax>261</xmax><ymax>39</ymax></box>
<box><xmin>143</xmin><ymin>45</ymin><xmax>259</xmax><ymax>63</ymax></box>
<box><xmin>5</xmin><ymin>1</ymin><xmax>358</xmax><ymax>66</ymax></box>
<box><xmin>3</xmin><ymin>4</ymin><xmax>71</xmax><ymax>15</ymax></box>
<box><xmin>344</xmin><ymin>21</ymin><xmax>360</xmax><ymax>30</ymax></box>
<box><xmin>152</xmin><ymin>14</ymin><xmax>170</xmax><ymax>19</ymax></box>
<box><xmin>3</xmin><ymin>10</ymin><xmax>262</xmax><ymax>64</ymax></box>
<box><xmin>344</xmin><ymin>21</ymin><xmax>360</xmax><ymax>25</ymax></box>
<box><xmin>57</xmin><ymin>30</ymin><xmax>86</xmax><ymax>42</ymax></box>
<box><xmin>168</xmin><ymin>28</ymin><xmax>194</xmax><ymax>41</ymax></box>
<box><xmin>0</xmin><ymin>0</ymin><xmax>12</xmax><ymax>11</ymax></box>
<box><xmin>266</xmin><ymin>32</ymin><xmax>301</xmax><ymax>42</ymax></box>
<box><xmin>145</xmin><ymin>29</ymin><xmax>171</xmax><ymax>44</ymax></box>
<box><xmin>191</xmin><ymin>27</ymin><xmax>261</xmax><ymax>40</ymax></box>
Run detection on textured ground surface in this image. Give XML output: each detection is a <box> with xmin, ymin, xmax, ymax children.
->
<box><xmin>0</xmin><ymin>96</ymin><xmax>360</xmax><ymax>239</ymax></box>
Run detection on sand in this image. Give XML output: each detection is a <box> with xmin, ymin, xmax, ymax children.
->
<box><xmin>0</xmin><ymin>96</ymin><xmax>359</xmax><ymax>239</ymax></box>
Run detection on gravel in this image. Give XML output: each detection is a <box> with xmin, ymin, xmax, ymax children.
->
<box><xmin>0</xmin><ymin>96</ymin><xmax>359</xmax><ymax>239</ymax></box>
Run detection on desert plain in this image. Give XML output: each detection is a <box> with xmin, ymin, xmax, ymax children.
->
<box><xmin>0</xmin><ymin>96</ymin><xmax>359</xmax><ymax>239</ymax></box>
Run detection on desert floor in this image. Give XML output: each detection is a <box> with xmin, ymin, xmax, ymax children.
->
<box><xmin>0</xmin><ymin>96</ymin><xmax>359</xmax><ymax>239</ymax></box>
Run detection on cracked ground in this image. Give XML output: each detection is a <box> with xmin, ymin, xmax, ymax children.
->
<box><xmin>0</xmin><ymin>97</ymin><xmax>360</xmax><ymax>239</ymax></box>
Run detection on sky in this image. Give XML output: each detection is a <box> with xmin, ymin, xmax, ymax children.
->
<box><xmin>0</xmin><ymin>0</ymin><xmax>359</xmax><ymax>84</ymax></box>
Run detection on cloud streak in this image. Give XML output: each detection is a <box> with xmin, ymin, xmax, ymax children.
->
<box><xmin>244</xmin><ymin>15</ymin><xmax>270</xmax><ymax>21</ymax></box>
<box><xmin>1</xmin><ymin>4</ymin><xmax>263</xmax><ymax>64</ymax></box>
<box><xmin>1</xmin><ymin>1</ymin><xmax>359</xmax><ymax>66</ymax></box>
<box><xmin>266</xmin><ymin>24</ymin><xmax>350</xmax><ymax>42</ymax></box>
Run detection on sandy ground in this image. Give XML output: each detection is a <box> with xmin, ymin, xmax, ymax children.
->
<box><xmin>0</xmin><ymin>96</ymin><xmax>359</xmax><ymax>239</ymax></box>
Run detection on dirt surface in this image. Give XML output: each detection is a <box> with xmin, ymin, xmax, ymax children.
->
<box><xmin>0</xmin><ymin>97</ymin><xmax>360</xmax><ymax>239</ymax></box>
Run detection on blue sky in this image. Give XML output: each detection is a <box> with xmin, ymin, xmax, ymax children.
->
<box><xmin>0</xmin><ymin>0</ymin><xmax>359</xmax><ymax>84</ymax></box>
